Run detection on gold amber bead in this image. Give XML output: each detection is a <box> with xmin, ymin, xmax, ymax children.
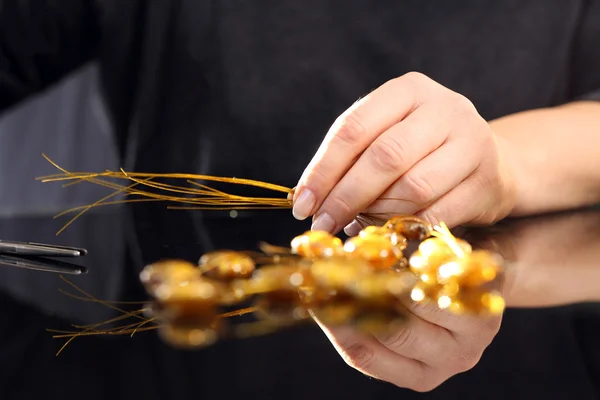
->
<box><xmin>290</xmin><ymin>230</ymin><xmax>344</xmax><ymax>258</ymax></box>
<box><xmin>385</xmin><ymin>216</ymin><xmax>433</xmax><ymax>241</ymax></box>
<box><xmin>359</xmin><ymin>225</ymin><xmax>408</xmax><ymax>251</ymax></box>
<box><xmin>344</xmin><ymin>234</ymin><xmax>403</xmax><ymax>269</ymax></box>
<box><xmin>418</xmin><ymin>237</ymin><xmax>472</xmax><ymax>259</ymax></box>
<box><xmin>199</xmin><ymin>251</ymin><xmax>256</xmax><ymax>280</ymax></box>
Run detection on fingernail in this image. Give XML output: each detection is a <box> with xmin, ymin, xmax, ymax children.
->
<box><xmin>311</xmin><ymin>213</ymin><xmax>335</xmax><ymax>233</ymax></box>
<box><xmin>292</xmin><ymin>188</ymin><xmax>316</xmax><ymax>220</ymax></box>
<box><xmin>343</xmin><ymin>220</ymin><xmax>361</xmax><ymax>237</ymax></box>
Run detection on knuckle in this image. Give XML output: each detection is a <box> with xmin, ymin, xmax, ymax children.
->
<box><xmin>341</xmin><ymin>342</ymin><xmax>377</xmax><ymax>371</ymax></box>
<box><xmin>452</xmin><ymin>351</ymin><xmax>481</xmax><ymax>373</ymax></box>
<box><xmin>302</xmin><ymin>166</ymin><xmax>329</xmax><ymax>190</ymax></box>
<box><xmin>368</xmin><ymin>136</ymin><xmax>408</xmax><ymax>173</ymax></box>
<box><xmin>417</xmin><ymin>208</ymin><xmax>440</xmax><ymax>227</ymax></box>
<box><xmin>450</xmin><ymin>93</ymin><xmax>484</xmax><ymax>122</ymax></box>
<box><xmin>400</xmin><ymin>173</ymin><xmax>435</xmax><ymax>205</ymax></box>
<box><xmin>378</xmin><ymin>325</ymin><xmax>417</xmax><ymax>352</ymax></box>
<box><xmin>325</xmin><ymin>194</ymin><xmax>355</xmax><ymax>218</ymax></box>
<box><xmin>403</xmin><ymin>71</ymin><xmax>430</xmax><ymax>86</ymax></box>
<box><xmin>332</xmin><ymin>110</ymin><xmax>367</xmax><ymax>148</ymax></box>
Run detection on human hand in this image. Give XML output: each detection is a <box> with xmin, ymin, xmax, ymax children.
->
<box><xmin>313</xmin><ymin>298</ymin><xmax>501</xmax><ymax>392</ymax></box>
<box><xmin>293</xmin><ymin>72</ymin><xmax>517</xmax><ymax>233</ymax></box>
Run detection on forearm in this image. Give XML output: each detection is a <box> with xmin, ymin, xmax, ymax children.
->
<box><xmin>489</xmin><ymin>101</ymin><xmax>600</xmax><ymax>216</ymax></box>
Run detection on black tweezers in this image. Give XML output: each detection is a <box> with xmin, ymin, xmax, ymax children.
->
<box><xmin>0</xmin><ymin>240</ymin><xmax>88</xmax><ymax>275</ymax></box>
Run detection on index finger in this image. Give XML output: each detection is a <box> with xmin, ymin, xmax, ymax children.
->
<box><xmin>292</xmin><ymin>72</ymin><xmax>432</xmax><ymax>220</ymax></box>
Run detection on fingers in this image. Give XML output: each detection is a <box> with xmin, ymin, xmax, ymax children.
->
<box><xmin>373</xmin><ymin>315</ymin><xmax>461</xmax><ymax>368</ymax></box>
<box><xmin>404</xmin><ymin>297</ymin><xmax>501</xmax><ymax>345</ymax></box>
<box><xmin>314</xmin><ymin>315</ymin><xmax>483</xmax><ymax>392</ymax></box>
<box><xmin>311</xmin><ymin>105</ymin><xmax>450</xmax><ymax>233</ymax></box>
<box><xmin>415</xmin><ymin>166</ymin><xmax>504</xmax><ymax>229</ymax></box>
<box><xmin>341</xmin><ymin>137</ymin><xmax>481</xmax><ymax>235</ymax></box>
<box><xmin>292</xmin><ymin>73</ymin><xmax>434</xmax><ymax>221</ymax></box>
<box><xmin>314</xmin><ymin>323</ymin><xmax>439</xmax><ymax>392</ymax></box>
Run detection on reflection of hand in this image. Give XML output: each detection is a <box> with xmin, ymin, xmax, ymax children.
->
<box><xmin>466</xmin><ymin>210</ymin><xmax>600</xmax><ymax>307</ymax></box>
<box><xmin>314</xmin><ymin>299</ymin><xmax>501</xmax><ymax>392</ymax></box>
<box><xmin>293</xmin><ymin>72</ymin><xmax>517</xmax><ymax>233</ymax></box>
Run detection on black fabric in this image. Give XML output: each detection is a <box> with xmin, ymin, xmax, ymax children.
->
<box><xmin>1</xmin><ymin>1</ymin><xmax>600</xmax><ymax>398</ymax></box>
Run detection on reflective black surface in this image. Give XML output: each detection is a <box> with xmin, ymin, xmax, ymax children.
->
<box><xmin>1</xmin><ymin>205</ymin><xmax>600</xmax><ymax>399</ymax></box>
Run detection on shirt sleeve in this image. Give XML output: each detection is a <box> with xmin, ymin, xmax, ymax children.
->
<box><xmin>571</xmin><ymin>0</ymin><xmax>600</xmax><ymax>102</ymax></box>
<box><xmin>0</xmin><ymin>0</ymin><xmax>100</xmax><ymax>113</ymax></box>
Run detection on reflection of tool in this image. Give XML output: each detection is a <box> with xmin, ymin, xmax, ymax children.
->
<box><xmin>0</xmin><ymin>240</ymin><xmax>88</xmax><ymax>275</ymax></box>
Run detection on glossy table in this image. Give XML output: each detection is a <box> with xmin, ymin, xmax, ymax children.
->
<box><xmin>1</xmin><ymin>205</ymin><xmax>599</xmax><ymax>399</ymax></box>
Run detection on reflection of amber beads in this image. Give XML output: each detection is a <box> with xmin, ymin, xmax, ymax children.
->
<box><xmin>237</xmin><ymin>265</ymin><xmax>312</xmax><ymax>295</ymax></box>
<box><xmin>150</xmin><ymin>277</ymin><xmax>226</xmax><ymax>324</ymax></box>
<box><xmin>409</xmin><ymin>237</ymin><xmax>471</xmax><ymax>275</ymax></box>
<box><xmin>385</xmin><ymin>216</ymin><xmax>433</xmax><ymax>241</ymax></box>
<box><xmin>344</xmin><ymin>235</ymin><xmax>403</xmax><ymax>269</ymax></box>
<box><xmin>158</xmin><ymin>325</ymin><xmax>218</xmax><ymax>349</ymax></box>
<box><xmin>140</xmin><ymin>259</ymin><xmax>202</xmax><ymax>294</ymax></box>
<box><xmin>311</xmin><ymin>301</ymin><xmax>357</xmax><ymax>326</ymax></box>
<box><xmin>199</xmin><ymin>251</ymin><xmax>256</xmax><ymax>280</ymax></box>
<box><xmin>253</xmin><ymin>296</ymin><xmax>310</xmax><ymax>323</ymax></box>
<box><xmin>439</xmin><ymin>250</ymin><xmax>502</xmax><ymax>287</ymax></box>
<box><xmin>351</xmin><ymin>305</ymin><xmax>407</xmax><ymax>335</ymax></box>
<box><xmin>313</xmin><ymin>301</ymin><xmax>406</xmax><ymax>335</ymax></box>
<box><xmin>436</xmin><ymin>287</ymin><xmax>505</xmax><ymax>315</ymax></box>
<box><xmin>290</xmin><ymin>230</ymin><xmax>344</xmax><ymax>258</ymax></box>
<box><xmin>347</xmin><ymin>270</ymin><xmax>415</xmax><ymax>300</ymax></box>
<box><xmin>310</xmin><ymin>258</ymin><xmax>371</xmax><ymax>291</ymax></box>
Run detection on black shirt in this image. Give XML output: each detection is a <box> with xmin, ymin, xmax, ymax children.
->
<box><xmin>1</xmin><ymin>1</ymin><xmax>600</xmax><ymax>399</ymax></box>
<box><xmin>1</xmin><ymin>0</ymin><xmax>599</xmax><ymax>180</ymax></box>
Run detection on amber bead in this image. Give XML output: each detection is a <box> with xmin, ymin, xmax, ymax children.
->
<box><xmin>344</xmin><ymin>234</ymin><xmax>403</xmax><ymax>269</ymax></box>
<box><xmin>290</xmin><ymin>230</ymin><xmax>344</xmax><ymax>258</ymax></box>
<box><xmin>199</xmin><ymin>251</ymin><xmax>256</xmax><ymax>280</ymax></box>
<box><xmin>359</xmin><ymin>225</ymin><xmax>408</xmax><ymax>251</ymax></box>
<box><xmin>385</xmin><ymin>215</ymin><xmax>433</xmax><ymax>241</ymax></box>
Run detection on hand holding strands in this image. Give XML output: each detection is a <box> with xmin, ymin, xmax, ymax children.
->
<box><xmin>36</xmin><ymin>154</ymin><xmax>295</xmax><ymax>235</ymax></box>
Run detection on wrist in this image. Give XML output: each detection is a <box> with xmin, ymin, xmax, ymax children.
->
<box><xmin>492</xmin><ymin>133</ymin><xmax>524</xmax><ymax>218</ymax></box>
